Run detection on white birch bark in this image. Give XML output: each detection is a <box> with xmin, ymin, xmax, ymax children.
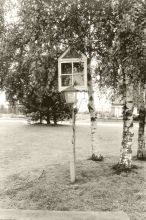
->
<box><xmin>87</xmin><ymin>63</ymin><xmax>103</xmax><ymax>160</ymax></box>
<box><xmin>137</xmin><ymin>82</ymin><xmax>146</xmax><ymax>159</ymax></box>
<box><xmin>120</xmin><ymin>77</ymin><xmax>134</xmax><ymax>169</ymax></box>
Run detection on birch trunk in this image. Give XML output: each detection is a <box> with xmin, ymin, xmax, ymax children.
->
<box><xmin>87</xmin><ymin>63</ymin><xmax>103</xmax><ymax>161</ymax></box>
<box><xmin>137</xmin><ymin>82</ymin><xmax>146</xmax><ymax>159</ymax></box>
<box><xmin>120</xmin><ymin>78</ymin><xmax>134</xmax><ymax>169</ymax></box>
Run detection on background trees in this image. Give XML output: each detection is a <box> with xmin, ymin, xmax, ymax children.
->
<box><xmin>2</xmin><ymin>0</ymin><xmax>72</xmax><ymax>124</ymax></box>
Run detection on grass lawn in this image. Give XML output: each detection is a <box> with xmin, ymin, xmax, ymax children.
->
<box><xmin>0</xmin><ymin>119</ymin><xmax>146</xmax><ymax>220</ymax></box>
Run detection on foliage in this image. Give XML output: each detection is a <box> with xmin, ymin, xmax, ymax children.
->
<box><xmin>1</xmin><ymin>0</ymin><xmax>146</xmax><ymax>122</ymax></box>
<box><xmin>1</xmin><ymin>0</ymin><xmax>119</xmax><ymax>124</ymax></box>
<box><xmin>97</xmin><ymin>0</ymin><xmax>146</xmax><ymax>103</ymax></box>
<box><xmin>24</xmin><ymin>92</ymin><xmax>72</xmax><ymax>124</ymax></box>
<box><xmin>2</xmin><ymin>0</ymin><xmax>73</xmax><ymax>124</ymax></box>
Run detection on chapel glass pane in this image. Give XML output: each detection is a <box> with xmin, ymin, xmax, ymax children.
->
<box><xmin>73</xmin><ymin>74</ymin><xmax>84</xmax><ymax>86</ymax></box>
<box><xmin>61</xmin><ymin>63</ymin><xmax>72</xmax><ymax>75</ymax></box>
<box><xmin>73</xmin><ymin>62</ymin><xmax>84</xmax><ymax>74</ymax></box>
<box><xmin>73</xmin><ymin>62</ymin><xmax>84</xmax><ymax>86</ymax></box>
<box><xmin>61</xmin><ymin>75</ymin><xmax>72</xmax><ymax>87</ymax></box>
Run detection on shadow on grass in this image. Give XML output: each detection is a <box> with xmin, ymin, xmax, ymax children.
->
<box><xmin>29</xmin><ymin>123</ymin><xmax>71</xmax><ymax>127</ymax></box>
<box><xmin>1</xmin><ymin>156</ymin><xmax>146</xmax><ymax>220</ymax></box>
<box><xmin>74</xmin><ymin>157</ymin><xmax>145</xmax><ymax>185</ymax></box>
<box><xmin>75</xmin><ymin>159</ymin><xmax>120</xmax><ymax>184</ymax></box>
<box><xmin>112</xmin><ymin>163</ymin><xmax>140</xmax><ymax>175</ymax></box>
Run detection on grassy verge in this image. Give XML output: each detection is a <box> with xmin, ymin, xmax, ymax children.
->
<box><xmin>0</xmin><ymin>156</ymin><xmax>145</xmax><ymax>220</ymax></box>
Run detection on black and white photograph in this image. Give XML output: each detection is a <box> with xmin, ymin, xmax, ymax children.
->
<box><xmin>0</xmin><ymin>0</ymin><xmax>146</xmax><ymax>219</ymax></box>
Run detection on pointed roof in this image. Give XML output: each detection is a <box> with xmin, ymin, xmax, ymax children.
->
<box><xmin>58</xmin><ymin>47</ymin><xmax>87</xmax><ymax>61</ymax></box>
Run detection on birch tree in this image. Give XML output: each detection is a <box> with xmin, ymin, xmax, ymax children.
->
<box><xmin>120</xmin><ymin>74</ymin><xmax>134</xmax><ymax>169</ymax></box>
<box><xmin>137</xmin><ymin>81</ymin><xmax>146</xmax><ymax>159</ymax></box>
<box><xmin>57</xmin><ymin>0</ymin><xmax>116</xmax><ymax>160</ymax></box>
<box><xmin>136</xmin><ymin>0</ymin><xmax>146</xmax><ymax>160</ymax></box>
<box><xmin>96</xmin><ymin>0</ymin><xmax>146</xmax><ymax>170</ymax></box>
<box><xmin>88</xmin><ymin>62</ymin><xmax>102</xmax><ymax>160</ymax></box>
<box><xmin>34</xmin><ymin>0</ymin><xmax>114</xmax><ymax>160</ymax></box>
<box><xmin>137</xmin><ymin>63</ymin><xmax>146</xmax><ymax>159</ymax></box>
<box><xmin>114</xmin><ymin>1</ymin><xmax>145</xmax><ymax>170</ymax></box>
<box><xmin>117</xmin><ymin>0</ymin><xmax>146</xmax><ymax>168</ymax></box>
<box><xmin>0</xmin><ymin>0</ymin><xmax>5</xmax><ymax>90</ymax></box>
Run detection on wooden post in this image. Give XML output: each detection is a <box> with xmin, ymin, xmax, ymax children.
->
<box><xmin>70</xmin><ymin>104</ymin><xmax>76</xmax><ymax>182</ymax></box>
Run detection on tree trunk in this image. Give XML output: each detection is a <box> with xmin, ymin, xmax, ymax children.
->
<box><xmin>40</xmin><ymin>113</ymin><xmax>43</xmax><ymax>124</ymax></box>
<box><xmin>53</xmin><ymin>111</ymin><xmax>57</xmax><ymax>125</ymax></box>
<box><xmin>120</xmin><ymin>78</ymin><xmax>134</xmax><ymax>169</ymax></box>
<box><xmin>46</xmin><ymin>113</ymin><xmax>51</xmax><ymax>124</ymax></box>
<box><xmin>137</xmin><ymin>82</ymin><xmax>146</xmax><ymax>159</ymax></box>
<box><xmin>87</xmin><ymin>62</ymin><xmax>103</xmax><ymax>161</ymax></box>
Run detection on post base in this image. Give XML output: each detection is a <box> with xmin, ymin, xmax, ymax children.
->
<box><xmin>112</xmin><ymin>163</ymin><xmax>138</xmax><ymax>174</ymax></box>
<box><xmin>70</xmin><ymin>155</ymin><xmax>76</xmax><ymax>182</ymax></box>
<box><xmin>137</xmin><ymin>148</ymin><xmax>146</xmax><ymax>160</ymax></box>
<box><xmin>91</xmin><ymin>153</ymin><xmax>103</xmax><ymax>161</ymax></box>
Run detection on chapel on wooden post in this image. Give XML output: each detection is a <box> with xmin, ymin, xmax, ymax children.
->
<box><xmin>58</xmin><ymin>47</ymin><xmax>87</xmax><ymax>92</ymax></box>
